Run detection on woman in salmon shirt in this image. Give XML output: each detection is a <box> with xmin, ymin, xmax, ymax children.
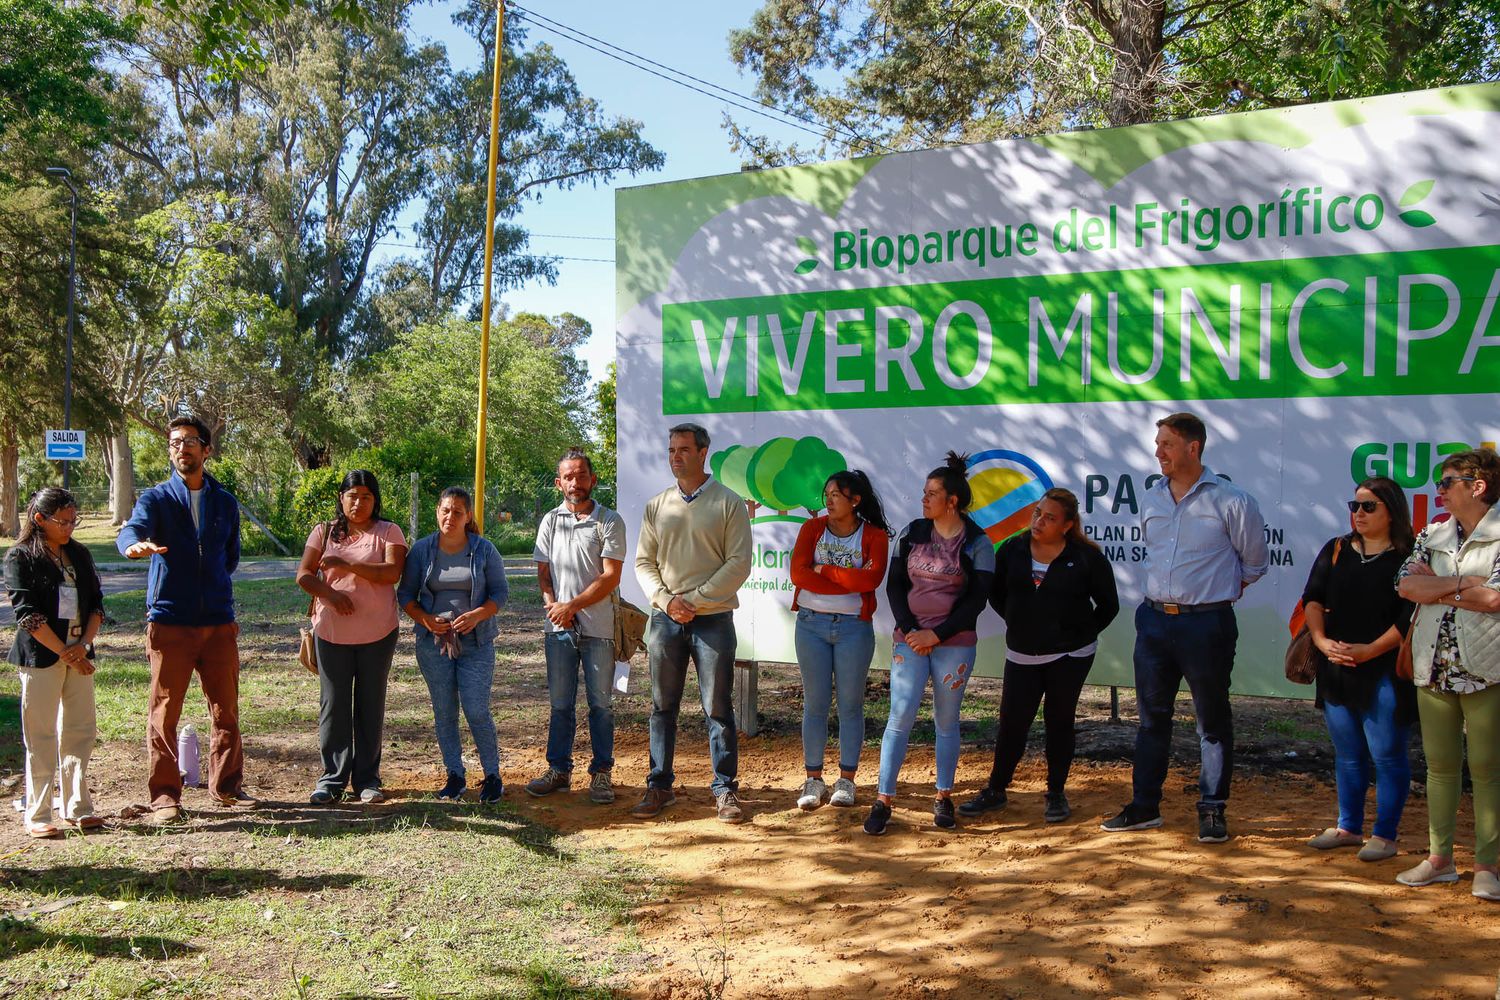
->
<box><xmin>296</xmin><ymin>470</ymin><xmax>408</xmax><ymax>805</ymax></box>
<box><xmin>788</xmin><ymin>470</ymin><xmax>891</xmax><ymax>810</ymax></box>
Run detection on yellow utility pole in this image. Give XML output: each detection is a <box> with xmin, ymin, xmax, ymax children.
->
<box><xmin>473</xmin><ymin>0</ymin><xmax>505</xmax><ymax>527</ymax></box>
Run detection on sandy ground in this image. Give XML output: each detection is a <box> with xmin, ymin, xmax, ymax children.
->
<box><xmin>514</xmin><ymin>730</ymin><xmax>1500</xmax><ymax>1000</ymax></box>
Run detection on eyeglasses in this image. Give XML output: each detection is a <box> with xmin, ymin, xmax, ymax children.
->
<box><xmin>1436</xmin><ymin>475</ymin><xmax>1476</xmax><ymax>491</ymax></box>
<box><xmin>1346</xmin><ymin>500</ymin><xmax>1382</xmax><ymax>513</ymax></box>
<box><xmin>168</xmin><ymin>437</ymin><xmax>206</xmax><ymax>451</ymax></box>
<box><xmin>46</xmin><ymin>515</ymin><xmax>82</xmax><ymax>528</ymax></box>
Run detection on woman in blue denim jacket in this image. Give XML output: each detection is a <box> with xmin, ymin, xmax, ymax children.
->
<box><xmin>399</xmin><ymin>487</ymin><xmax>509</xmax><ymax>802</ymax></box>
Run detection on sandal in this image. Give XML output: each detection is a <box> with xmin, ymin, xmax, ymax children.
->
<box><xmin>66</xmin><ymin>815</ymin><xmax>105</xmax><ymax>831</ymax></box>
<box><xmin>26</xmin><ymin>822</ymin><xmax>62</xmax><ymax>839</ymax></box>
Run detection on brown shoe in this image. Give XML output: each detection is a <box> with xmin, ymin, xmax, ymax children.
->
<box><xmin>525</xmin><ymin>768</ymin><xmax>572</xmax><ymax>797</ymax></box>
<box><xmin>210</xmin><ymin>790</ymin><xmax>261</xmax><ymax>809</ymax></box>
<box><xmin>150</xmin><ymin>805</ymin><xmax>183</xmax><ymax>825</ymax></box>
<box><xmin>630</xmin><ymin>787</ymin><xmax>676</xmax><ymax>818</ymax></box>
<box><xmin>716</xmin><ymin>789</ymin><xmax>745</xmax><ymax>824</ymax></box>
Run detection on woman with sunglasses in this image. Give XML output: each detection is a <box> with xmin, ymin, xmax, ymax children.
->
<box><xmin>1396</xmin><ymin>448</ymin><xmax>1500</xmax><ymax>901</ymax></box>
<box><xmin>4</xmin><ymin>488</ymin><xmax>105</xmax><ymax>837</ymax></box>
<box><xmin>788</xmin><ymin>469</ymin><xmax>892</xmax><ymax>810</ymax></box>
<box><xmin>296</xmin><ymin>470</ymin><xmax>407</xmax><ymax>805</ymax></box>
<box><xmin>1302</xmin><ymin>477</ymin><xmax>1415</xmax><ymax>863</ymax></box>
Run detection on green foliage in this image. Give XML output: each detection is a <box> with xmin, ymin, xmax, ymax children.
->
<box><xmin>348</xmin><ymin>314</ymin><xmax>591</xmax><ymax>508</ymax></box>
<box><xmin>0</xmin><ymin>0</ymin><xmax>131</xmax><ymax>150</ymax></box>
<box><xmin>140</xmin><ymin>0</ymin><xmax>367</xmax><ymax>80</ymax></box>
<box><xmin>594</xmin><ymin>362</ymin><xmax>618</xmax><ymax>487</ymax></box>
<box><xmin>729</xmin><ymin>0</ymin><xmax>1500</xmax><ymax>163</ymax></box>
<box><xmin>1179</xmin><ymin>0</ymin><xmax>1500</xmax><ymax>112</ymax></box>
<box><xmin>712</xmin><ymin>436</ymin><xmax>847</xmax><ymax>514</ymax></box>
<box><xmin>287</xmin><ymin>432</ymin><xmax>473</xmax><ymax>544</ymax></box>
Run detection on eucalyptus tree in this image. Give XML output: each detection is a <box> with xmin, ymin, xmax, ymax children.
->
<box><xmin>120</xmin><ymin>0</ymin><xmax>661</xmax><ymax>469</ymax></box>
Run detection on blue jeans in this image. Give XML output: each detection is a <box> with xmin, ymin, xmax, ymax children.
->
<box><xmin>415</xmin><ymin>632</ymin><xmax>500</xmax><ymax>779</ymax></box>
<box><xmin>795</xmin><ymin>610</ymin><xmax>874</xmax><ymax>774</ymax></box>
<box><xmin>1131</xmin><ymin>603</ymin><xmax>1237</xmax><ymax>813</ymax></box>
<box><xmin>877</xmin><ymin>642</ymin><xmax>975</xmax><ymax>797</ymax></box>
<box><xmin>544</xmin><ymin>631</ymin><xmax>615</xmax><ymax>774</ymax></box>
<box><xmin>646</xmin><ymin>610</ymin><xmax>738</xmax><ymax>795</ymax></box>
<box><xmin>1323</xmin><ymin>673</ymin><xmax>1411</xmax><ymax>841</ymax></box>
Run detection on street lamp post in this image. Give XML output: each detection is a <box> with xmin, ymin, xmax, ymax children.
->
<box><xmin>45</xmin><ymin>167</ymin><xmax>77</xmax><ymax>490</ymax></box>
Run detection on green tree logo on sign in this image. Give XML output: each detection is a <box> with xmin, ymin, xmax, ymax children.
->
<box><xmin>711</xmin><ymin>436</ymin><xmax>847</xmax><ymax>519</ymax></box>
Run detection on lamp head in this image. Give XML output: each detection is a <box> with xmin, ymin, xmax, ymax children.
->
<box><xmin>45</xmin><ymin>166</ymin><xmax>71</xmax><ymax>178</ymax></box>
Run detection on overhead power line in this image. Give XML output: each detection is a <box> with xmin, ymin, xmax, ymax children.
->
<box><xmin>506</xmin><ymin>2</ymin><xmax>893</xmax><ymax>154</ymax></box>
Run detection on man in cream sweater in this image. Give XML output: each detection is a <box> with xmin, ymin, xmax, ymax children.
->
<box><xmin>633</xmin><ymin>423</ymin><xmax>754</xmax><ymax>822</ymax></box>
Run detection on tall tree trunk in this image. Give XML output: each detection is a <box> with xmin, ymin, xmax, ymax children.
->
<box><xmin>104</xmin><ymin>428</ymin><xmax>135</xmax><ymax>524</ymax></box>
<box><xmin>1104</xmin><ymin>0</ymin><xmax>1167</xmax><ymax>126</ymax></box>
<box><xmin>0</xmin><ymin>427</ymin><xmax>19</xmax><ymax>537</ymax></box>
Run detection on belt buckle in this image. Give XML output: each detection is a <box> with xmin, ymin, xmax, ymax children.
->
<box><xmin>1162</xmin><ymin>602</ymin><xmax>1181</xmax><ymax>615</ymax></box>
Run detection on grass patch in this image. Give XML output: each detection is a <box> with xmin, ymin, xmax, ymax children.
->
<box><xmin>0</xmin><ymin>806</ymin><xmax>647</xmax><ymax>999</ymax></box>
<box><xmin>1262</xmin><ymin>717</ymin><xmax>1325</xmax><ymax>741</ymax></box>
<box><xmin>1</xmin><ymin>576</ymin><xmax>651</xmax><ymax>998</ymax></box>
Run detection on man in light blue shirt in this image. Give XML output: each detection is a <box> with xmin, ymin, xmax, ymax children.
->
<box><xmin>1103</xmin><ymin>412</ymin><xmax>1269</xmax><ymax>844</ymax></box>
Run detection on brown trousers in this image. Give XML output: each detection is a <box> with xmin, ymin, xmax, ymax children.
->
<box><xmin>145</xmin><ymin>622</ymin><xmax>243</xmax><ymax>808</ymax></box>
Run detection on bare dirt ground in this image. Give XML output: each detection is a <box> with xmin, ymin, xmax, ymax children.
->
<box><xmin>6</xmin><ymin>593</ymin><xmax>1500</xmax><ymax>999</ymax></box>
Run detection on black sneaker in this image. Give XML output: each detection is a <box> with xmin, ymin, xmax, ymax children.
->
<box><xmin>933</xmin><ymin>796</ymin><xmax>956</xmax><ymax>829</ymax></box>
<box><xmin>863</xmin><ymin>801</ymin><xmax>892</xmax><ymax>836</ymax></box>
<box><xmin>436</xmin><ymin>772</ymin><xmax>466</xmax><ymax>800</ymax></box>
<box><xmin>957</xmin><ymin>786</ymin><xmax>1007</xmax><ymax>817</ymax></box>
<box><xmin>479</xmin><ymin>774</ymin><xmax>504</xmax><ymax>804</ymax></box>
<box><xmin>1100</xmin><ymin>803</ymin><xmax>1163</xmax><ymax>832</ymax></box>
<box><xmin>1044</xmin><ymin>792</ymin><xmax>1072</xmax><ymax>823</ymax></box>
<box><xmin>1198</xmin><ymin>807</ymin><xmax>1228</xmax><ymax>843</ymax></box>
<box><xmin>309</xmin><ymin>788</ymin><xmax>342</xmax><ymax>805</ymax></box>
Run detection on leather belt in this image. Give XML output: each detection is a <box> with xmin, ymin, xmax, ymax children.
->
<box><xmin>1144</xmin><ymin>598</ymin><xmax>1233</xmax><ymax>615</ymax></box>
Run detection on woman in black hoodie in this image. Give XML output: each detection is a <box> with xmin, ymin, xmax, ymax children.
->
<box><xmin>959</xmin><ymin>488</ymin><xmax>1118</xmax><ymax>824</ymax></box>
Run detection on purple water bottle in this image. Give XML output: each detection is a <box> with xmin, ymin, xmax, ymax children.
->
<box><xmin>178</xmin><ymin>724</ymin><xmax>201</xmax><ymax>788</ymax></box>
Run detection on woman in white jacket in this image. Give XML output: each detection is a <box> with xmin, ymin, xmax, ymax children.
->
<box><xmin>1396</xmin><ymin>448</ymin><xmax>1500</xmax><ymax>901</ymax></box>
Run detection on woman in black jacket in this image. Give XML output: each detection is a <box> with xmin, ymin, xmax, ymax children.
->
<box><xmin>3</xmin><ymin>488</ymin><xmax>105</xmax><ymax>837</ymax></box>
<box><xmin>959</xmin><ymin>488</ymin><xmax>1119</xmax><ymax>823</ymax></box>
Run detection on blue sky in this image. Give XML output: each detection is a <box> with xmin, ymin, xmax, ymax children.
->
<box><xmin>403</xmin><ymin>1</ymin><xmax>814</xmax><ymax>385</ymax></box>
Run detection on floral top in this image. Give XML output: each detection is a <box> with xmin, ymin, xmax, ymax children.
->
<box><xmin>1398</xmin><ymin>520</ymin><xmax>1500</xmax><ymax>694</ymax></box>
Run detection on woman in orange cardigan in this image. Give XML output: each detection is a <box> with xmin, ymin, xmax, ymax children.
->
<box><xmin>788</xmin><ymin>470</ymin><xmax>892</xmax><ymax>810</ymax></box>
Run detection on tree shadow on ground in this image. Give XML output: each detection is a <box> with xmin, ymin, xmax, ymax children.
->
<box><xmin>0</xmin><ymin>863</ymin><xmax>361</xmax><ymax>902</ymax></box>
<box><xmin>0</xmin><ymin>921</ymin><xmax>196</xmax><ymax>961</ymax></box>
<box><xmin>109</xmin><ymin>798</ymin><xmax>592</xmax><ymax>863</ymax></box>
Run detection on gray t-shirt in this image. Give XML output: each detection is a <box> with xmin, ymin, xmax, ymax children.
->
<box><xmin>427</xmin><ymin>547</ymin><xmax>474</xmax><ymax>620</ymax></box>
<box><xmin>533</xmin><ymin>502</ymin><xmax>627</xmax><ymax>639</ymax></box>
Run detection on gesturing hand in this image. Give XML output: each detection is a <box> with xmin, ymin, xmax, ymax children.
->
<box><xmin>124</xmin><ymin>541</ymin><xmax>167</xmax><ymax>559</ymax></box>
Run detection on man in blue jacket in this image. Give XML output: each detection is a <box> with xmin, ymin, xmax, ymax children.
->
<box><xmin>118</xmin><ymin>416</ymin><xmax>255</xmax><ymax>821</ymax></box>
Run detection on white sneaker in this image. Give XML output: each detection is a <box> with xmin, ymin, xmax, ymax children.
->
<box><xmin>828</xmin><ymin>777</ymin><xmax>856</xmax><ymax>808</ymax></box>
<box><xmin>796</xmin><ymin>777</ymin><xmax>829</xmax><ymax>811</ymax></box>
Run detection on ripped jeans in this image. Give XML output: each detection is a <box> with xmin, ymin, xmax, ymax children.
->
<box><xmin>876</xmin><ymin>642</ymin><xmax>975</xmax><ymax>797</ymax></box>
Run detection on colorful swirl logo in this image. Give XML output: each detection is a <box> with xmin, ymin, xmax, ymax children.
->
<box><xmin>966</xmin><ymin>450</ymin><xmax>1054</xmax><ymax>546</ymax></box>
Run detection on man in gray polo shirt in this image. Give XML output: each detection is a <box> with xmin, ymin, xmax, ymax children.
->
<box><xmin>527</xmin><ymin>448</ymin><xmax>627</xmax><ymax>803</ymax></box>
